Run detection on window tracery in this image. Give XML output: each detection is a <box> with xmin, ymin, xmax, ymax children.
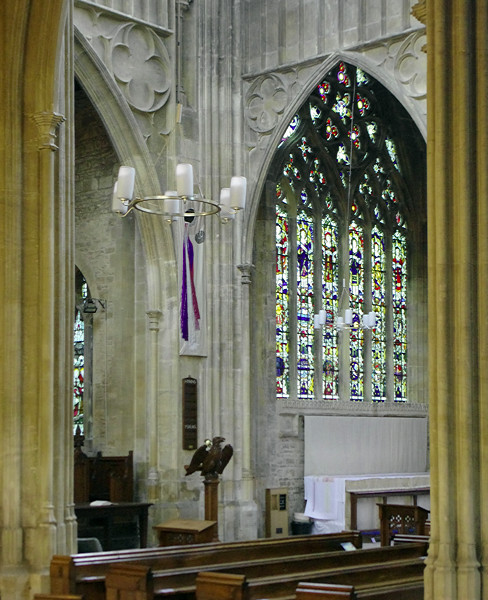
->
<box><xmin>275</xmin><ymin>61</ymin><xmax>412</xmax><ymax>403</ymax></box>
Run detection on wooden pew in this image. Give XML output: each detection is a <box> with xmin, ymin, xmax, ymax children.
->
<box><xmin>194</xmin><ymin>544</ymin><xmax>427</xmax><ymax>600</ymax></box>
<box><xmin>295</xmin><ymin>580</ymin><xmax>423</xmax><ymax>599</ymax></box>
<box><xmin>106</xmin><ymin>564</ymin><xmax>154</xmax><ymax>600</ymax></box>
<box><xmin>34</xmin><ymin>595</ymin><xmax>83</xmax><ymax>600</ymax></box>
<box><xmin>108</xmin><ymin>542</ymin><xmax>428</xmax><ymax>600</ymax></box>
<box><xmin>392</xmin><ymin>534</ymin><xmax>429</xmax><ymax>546</ymax></box>
<box><xmin>50</xmin><ymin>531</ymin><xmax>363</xmax><ymax>599</ymax></box>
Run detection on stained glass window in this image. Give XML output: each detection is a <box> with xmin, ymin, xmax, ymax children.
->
<box><xmin>296</xmin><ymin>211</ymin><xmax>314</xmax><ymax>398</ymax></box>
<box><xmin>276</xmin><ymin>200</ymin><xmax>290</xmax><ymax>397</ymax></box>
<box><xmin>371</xmin><ymin>225</ymin><xmax>387</xmax><ymax>401</ymax></box>
<box><xmin>349</xmin><ymin>222</ymin><xmax>364</xmax><ymax>401</ymax></box>
<box><xmin>74</xmin><ymin>271</ymin><xmax>88</xmax><ymax>433</ymax></box>
<box><xmin>275</xmin><ymin>61</ymin><xmax>414</xmax><ymax>403</ymax></box>
<box><xmin>392</xmin><ymin>230</ymin><xmax>407</xmax><ymax>401</ymax></box>
<box><xmin>322</xmin><ymin>216</ymin><xmax>339</xmax><ymax>398</ymax></box>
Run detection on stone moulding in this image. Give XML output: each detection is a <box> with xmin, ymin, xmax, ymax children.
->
<box><xmin>280</xmin><ymin>398</ymin><xmax>428</xmax><ymax>418</ymax></box>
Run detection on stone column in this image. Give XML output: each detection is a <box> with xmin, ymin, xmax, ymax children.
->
<box><xmin>146</xmin><ymin>310</ymin><xmax>162</xmax><ymax>502</ymax></box>
<box><xmin>424</xmin><ymin>1</ymin><xmax>488</xmax><ymax>598</ymax></box>
<box><xmin>25</xmin><ymin>110</ymin><xmax>66</xmax><ymax>570</ymax></box>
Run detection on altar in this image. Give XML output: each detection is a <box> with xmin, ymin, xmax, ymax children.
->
<box><xmin>303</xmin><ymin>415</ymin><xmax>429</xmax><ymax>533</ymax></box>
<box><xmin>304</xmin><ymin>472</ymin><xmax>430</xmax><ymax>533</ymax></box>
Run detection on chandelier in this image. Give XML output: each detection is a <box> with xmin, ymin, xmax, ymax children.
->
<box><xmin>111</xmin><ymin>164</ymin><xmax>246</xmax><ymax>222</ymax></box>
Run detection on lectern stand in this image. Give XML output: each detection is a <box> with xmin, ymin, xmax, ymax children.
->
<box><xmin>154</xmin><ymin>518</ymin><xmax>217</xmax><ymax>546</ymax></box>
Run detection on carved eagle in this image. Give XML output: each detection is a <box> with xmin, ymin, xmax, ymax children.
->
<box><xmin>184</xmin><ymin>436</ymin><xmax>233</xmax><ymax>479</ymax></box>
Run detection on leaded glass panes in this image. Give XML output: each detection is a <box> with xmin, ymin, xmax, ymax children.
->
<box><xmin>392</xmin><ymin>230</ymin><xmax>407</xmax><ymax>401</ymax></box>
<box><xmin>74</xmin><ymin>277</ymin><xmax>88</xmax><ymax>433</ymax></box>
<box><xmin>349</xmin><ymin>222</ymin><xmax>364</xmax><ymax>401</ymax></box>
<box><xmin>274</xmin><ymin>60</ymin><xmax>413</xmax><ymax>403</ymax></box>
<box><xmin>296</xmin><ymin>211</ymin><xmax>315</xmax><ymax>398</ymax></box>
<box><xmin>276</xmin><ymin>206</ymin><xmax>290</xmax><ymax>397</ymax></box>
<box><xmin>322</xmin><ymin>216</ymin><xmax>339</xmax><ymax>399</ymax></box>
<box><xmin>371</xmin><ymin>226</ymin><xmax>386</xmax><ymax>401</ymax></box>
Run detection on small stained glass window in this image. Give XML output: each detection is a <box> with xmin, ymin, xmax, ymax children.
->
<box><xmin>74</xmin><ymin>271</ymin><xmax>88</xmax><ymax>433</ymax></box>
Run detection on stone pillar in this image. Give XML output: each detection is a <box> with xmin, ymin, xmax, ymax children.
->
<box><xmin>424</xmin><ymin>1</ymin><xmax>488</xmax><ymax>598</ymax></box>
<box><xmin>0</xmin><ymin>1</ymin><xmax>73</xmax><ymax>596</ymax></box>
<box><xmin>146</xmin><ymin>310</ymin><xmax>162</xmax><ymax>503</ymax></box>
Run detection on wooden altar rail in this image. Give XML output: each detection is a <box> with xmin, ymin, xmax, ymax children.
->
<box><xmin>194</xmin><ymin>543</ymin><xmax>427</xmax><ymax>600</ymax></box>
<box><xmin>295</xmin><ymin>579</ymin><xmax>424</xmax><ymax>600</ymax></box>
<box><xmin>348</xmin><ymin>487</ymin><xmax>430</xmax><ymax>531</ymax></box>
<box><xmin>105</xmin><ymin>542</ymin><xmax>428</xmax><ymax>600</ymax></box>
<box><xmin>50</xmin><ymin>531</ymin><xmax>362</xmax><ymax>599</ymax></box>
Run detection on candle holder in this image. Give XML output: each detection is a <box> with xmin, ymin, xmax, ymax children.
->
<box><xmin>112</xmin><ymin>164</ymin><xmax>246</xmax><ymax>222</ymax></box>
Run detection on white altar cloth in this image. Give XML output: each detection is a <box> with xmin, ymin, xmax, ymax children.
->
<box><xmin>304</xmin><ymin>472</ymin><xmax>430</xmax><ymax>532</ymax></box>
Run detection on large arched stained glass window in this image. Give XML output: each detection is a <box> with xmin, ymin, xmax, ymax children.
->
<box><xmin>275</xmin><ymin>61</ymin><xmax>413</xmax><ymax>403</ymax></box>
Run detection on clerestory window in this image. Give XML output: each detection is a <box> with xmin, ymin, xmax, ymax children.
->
<box><xmin>275</xmin><ymin>62</ymin><xmax>414</xmax><ymax>403</ymax></box>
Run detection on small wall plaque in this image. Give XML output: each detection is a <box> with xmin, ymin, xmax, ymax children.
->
<box><xmin>182</xmin><ymin>377</ymin><xmax>198</xmax><ymax>450</ymax></box>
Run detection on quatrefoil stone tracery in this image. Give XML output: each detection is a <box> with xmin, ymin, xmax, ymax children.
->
<box><xmin>111</xmin><ymin>23</ymin><xmax>171</xmax><ymax>113</ymax></box>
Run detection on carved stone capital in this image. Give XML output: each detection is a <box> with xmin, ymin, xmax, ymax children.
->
<box><xmin>411</xmin><ymin>1</ymin><xmax>426</xmax><ymax>25</ymax></box>
<box><xmin>146</xmin><ymin>309</ymin><xmax>162</xmax><ymax>331</ymax></box>
<box><xmin>31</xmin><ymin>111</ymin><xmax>65</xmax><ymax>151</ymax></box>
<box><xmin>237</xmin><ymin>263</ymin><xmax>254</xmax><ymax>285</ymax></box>
<box><xmin>176</xmin><ymin>0</ymin><xmax>193</xmax><ymax>11</ymax></box>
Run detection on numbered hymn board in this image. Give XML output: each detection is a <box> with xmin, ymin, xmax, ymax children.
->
<box><xmin>182</xmin><ymin>377</ymin><xmax>198</xmax><ymax>450</ymax></box>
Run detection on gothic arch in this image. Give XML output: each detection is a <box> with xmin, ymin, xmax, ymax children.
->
<box><xmin>74</xmin><ymin>29</ymin><xmax>177</xmax><ymax>311</ymax></box>
<box><xmin>241</xmin><ymin>44</ymin><xmax>426</xmax><ymax>269</ymax></box>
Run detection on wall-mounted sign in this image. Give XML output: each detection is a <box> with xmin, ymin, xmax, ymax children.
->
<box><xmin>182</xmin><ymin>377</ymin><xmax>198</xmax><ymax>450</ymax></box>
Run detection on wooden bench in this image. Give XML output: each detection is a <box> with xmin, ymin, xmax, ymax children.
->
<box><xmin>106</xmin><ymin>542</ymin><xmax>428</xmax><ymax>600</ymax></box>
<box><xmin>50</xmin><ymin>531</ymin><xmax>363</xmax><ymax>599</ymax></box>
<box><xmin>34</xmin><ymin>595</ymin><xmax>83</xmax><ymax>600</ymax></box>
<box><xmin>295</xmin><ymin>580</ymin><xmax>423</xmax><ymax>599</ymax></box>
<box><xmin>193</xmin><ymin>544</ymin><xmax>427</xmax><ymax>600</ymax></box>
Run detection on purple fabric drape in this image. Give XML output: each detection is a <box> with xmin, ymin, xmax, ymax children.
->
<box><xmin>180</xmin><ymin>224</ymin><xmax>201</xmax><ymax>341</ymax></box>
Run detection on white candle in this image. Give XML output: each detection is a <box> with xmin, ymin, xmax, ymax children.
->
<box><xmin>220</xmin><ymin>187</ymin><xmax>231</xmax><ymax>208</ymax></box>
<box><xmin>176</xmin><ymin>163</ymin><xmax>194</xmax><ymax>197</ymax></box>
<box><xmin>219</xmin><ymin>188</ymin><xmax>235</xmax><ymax>220</ymax></box>
<box><xmin>319</xmin><ymin>309</ymin><xmax>326</xmax><ymax>325</ymax></box>
<box><xmin>314</xmin><ymin>315</ymin><xmax>321</xmax><ymax>329</ymax></box>
<box><xmin>230</xmin><ymin>176</ymin><xmax>247</xmax><ymax>210</ymax></box>
<box><xmin>164</xmin><ymin>191</ymin><xmax>182</xmax><ymax>218</ymax></box>
<box><xmin>345</xmin><ymin>309</ymin><xmax>353</xmax><ymax>325</ymax></box>
<box><xmin>111</xmin><ymin>182</ymin><xmax>128</xmax><ymax>214</ymax></box>
<box><xmin>117</xmin><ymin>166</ymin><xmax>135</xmax><ymax>200</ymax></box>
<box><xmin>369</xmin><ymin>311</ymin><xmax>376</xmax><ymax>328</ymax></box>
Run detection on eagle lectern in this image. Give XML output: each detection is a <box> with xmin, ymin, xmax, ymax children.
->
<box><xmin>184</xmin><ymin>436</ymin><xmax>233</xmax><ymax>541</ymax></box>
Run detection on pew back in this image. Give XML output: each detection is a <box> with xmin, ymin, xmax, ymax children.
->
<box><xmin>195</xmin><ymin>545</ymin><xmax>426</xmax><ymax>600</ymax></box>
<box><xmin>50</xmin><ymin>531</ymin><xmax>362</xmax><ymax>598</ymax></box>
<box><xmin>296</xmin><ymin>581</ymin><xmax>424</xmax><ymax>600</ymax></box>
